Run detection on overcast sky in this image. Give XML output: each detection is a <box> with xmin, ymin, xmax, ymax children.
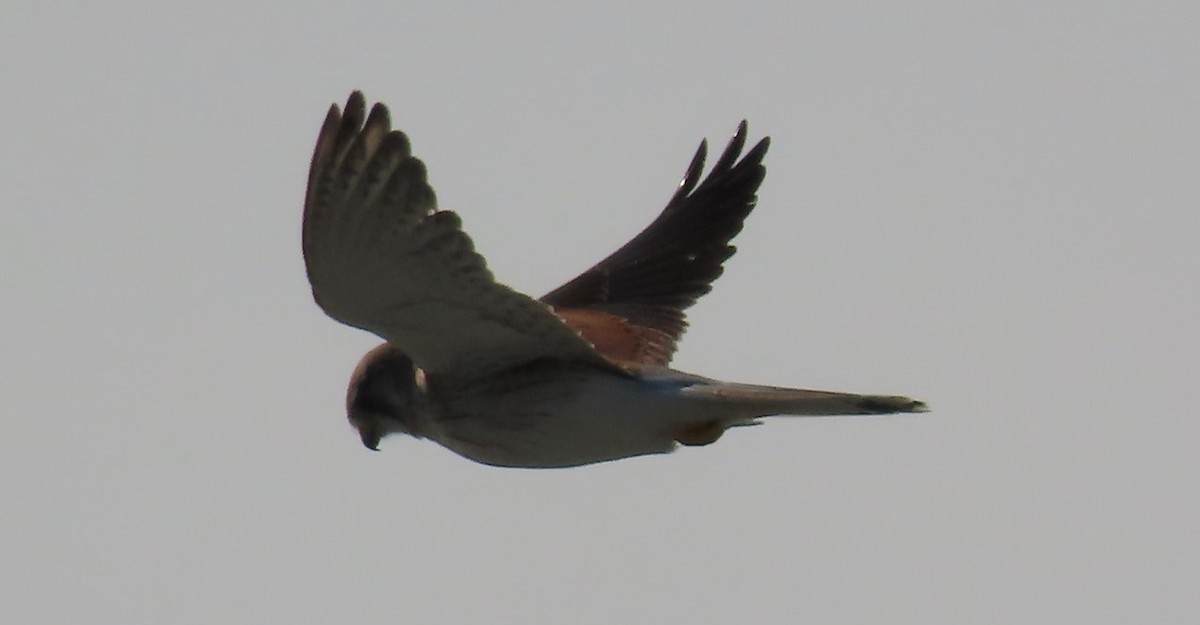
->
<box><xmin>3</xmin><ymin>2</ymin><xmax>1197</xmax><ymax>624</ymax></box>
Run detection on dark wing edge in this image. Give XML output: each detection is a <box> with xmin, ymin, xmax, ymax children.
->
<box><xmin>303</xmin><ymin>91</ymin><xmax>438</xmax><ymax>320</ymax></box>
<box><xmin>541</xmin><ymin>122</ymin><xmax>770</xmax><ymax>366</ymax></box>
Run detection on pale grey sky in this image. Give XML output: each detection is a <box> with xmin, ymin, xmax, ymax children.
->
<box><xmin>3</xmin><ymin>2</ymin><xmax>1197</xmax><ymax>624</ymax></box>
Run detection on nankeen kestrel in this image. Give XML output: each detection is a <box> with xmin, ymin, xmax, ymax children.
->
<box><xmin>303</xmin><ymin>92</ymin><xmax>926</xmax><ymax>468</ymax></box>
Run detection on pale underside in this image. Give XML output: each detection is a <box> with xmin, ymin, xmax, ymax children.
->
<box><xmin>407</xmin><ymin>365</ymin><xmax>918</xmax><ymax>468</ymax></box>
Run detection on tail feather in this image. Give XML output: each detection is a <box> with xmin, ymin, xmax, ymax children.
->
<box><xmin>681</xmin><ymin>382</ymin><xmax>929</xmax><ymax>417</ymax></box>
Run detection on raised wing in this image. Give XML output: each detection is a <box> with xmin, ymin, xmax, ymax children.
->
<box><xmin>541</xmin><ymin>123</ymin><xmax>769</xmax><ymax>366</ymax></box>
<box><xmin>303</xmin><ymin>92</ymin><xmax>619</xmax><ymax>378</ymax></box>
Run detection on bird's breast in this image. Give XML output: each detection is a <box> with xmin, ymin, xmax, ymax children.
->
<box><xmin>423</xmin><ymin>364</ymin><xmax>691</xmax><ymax>468</ymax></box>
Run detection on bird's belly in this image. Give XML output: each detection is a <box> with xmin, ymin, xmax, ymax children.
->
<box><xmin>429</xmin><ymin>370</ymin><xmax>693</xmax><ymax>468</ymax></box>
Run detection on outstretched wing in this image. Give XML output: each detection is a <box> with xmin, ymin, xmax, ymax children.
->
<box><xmin>303</xmin><ymin>92</ymin><xmax>618</xmax><ymax>378</ymax></box>
<box><xmin>541</xmin><ymin>123</ymin><xmax>769</xmax><ymax>366</ymax></box>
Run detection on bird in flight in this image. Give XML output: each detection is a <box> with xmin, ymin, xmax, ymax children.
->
<box><xmin>303</xmin><ymin>92</ymin><xmax>926</xmax><ymax>468</ymax></box>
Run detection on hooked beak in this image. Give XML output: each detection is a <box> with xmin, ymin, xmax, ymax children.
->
<box><xmin>359</xmin><ymin>428</ymin><xmax>381</xmax><ymax>451</ymax></box>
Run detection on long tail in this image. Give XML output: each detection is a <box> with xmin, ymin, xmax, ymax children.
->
<box><xmin>681</xmin><ymin>381</ymin><xmax>928</xmax><ymax>417</ymax></box>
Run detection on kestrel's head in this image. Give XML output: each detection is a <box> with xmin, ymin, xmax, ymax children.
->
<box><xmin>345</xmin><ymin>343</ymin><xmax>427</xmax><ymax>451</ymax></box>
